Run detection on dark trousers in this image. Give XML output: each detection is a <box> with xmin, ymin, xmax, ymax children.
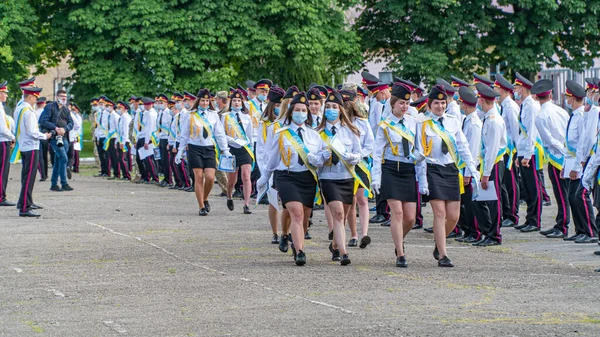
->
<box><xmin>17</xmin><ymin>150</ymin><xmax>39</xmax><ymax>213</ymax></box>
<box><xmin>117</xmin><ymin>144</ymin><xmax>131</xmax><ymax>180</ymax></box>
<box><xmin>67</xmin><ymin>141</ymin><xmax>75</xmax><ymax>171</ymax></box>
<box><xmin>459</xmin><ymin>183</ymin><xmax>481</xmax><ymax>240</ymax></box>
<box><xmin>474</xmin><ymin>162</ymin><xmax>505</xmax><ymax>242</ymax></box>
<box><xmin>375</xmin><ymin>193</ymin><xmax>390</xmax><ymax>219</ymax></box>
<box><xmin>571</xmin><ymin>179</ymin><xmax>597</xmax><ymax>236</ymax></box>
<box><xmin>107</xmin><ymin>138</ymin><xmax>120</xmax><ymax>178</ymax></box>
<box><xmin>501</xmin><ymin>154</ymin><xmax>520</xmax><ymax>224</ymax></box>
<box><xmin>96</xmin><ymin>137</ymin><xmax>108</xmax><ymax>175</ymax></box>
<box><xmin>159</xmin><ymin>139</ymin><xmax>172</xmax><ymax>184</ymax></box>
<box><xmin>135</xmin><ymin>138</ymin><xmax>147</xmax><ymax>180</ymax></box>
<box><xmin>38</xmin><ymin>140</ymin><xmax>49</xmax><ymax>179</ymax></box>
<box><xmin>170</xmin><ymin>146</ymin><xmax>182</xmax><ymax>187</ymax></box>
<box><xmin>136</xmin><ymin>138</ymin><xmax>158</xmax><ymax>182</ymax></box>
<box><xmin>0</xmin><ymin>141</ymin><xmax>10</xmax><ymax>202</ymax></box>
<box><xmin>49</xmin><ymin>145</ymin><xmax>55</xmax><ymax>168</ymax></box>
<box><xmin>540</xmin><ymin>170</ymin><xmax>551</xmax><ymax>202</ymax></box>
<box><xmin>518</xmin><ymin>156</ymin><xmax>543</xmax><ymax>228</ymax></box>
<box><xmin>548</xmin><ymin>164</ymin><xmax>570</xmax><ymax>233</ymax></box>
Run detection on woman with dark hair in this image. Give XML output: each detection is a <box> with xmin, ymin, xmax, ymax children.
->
<box><xmin>177</xmin><ymin>89</ymin><xmax>231</xmax><ymax>216</ymax></box>
<box><xmin>257</xmin><ymin>92</ymin><xmax>326</xmax><ymax>266</ymax></box>
<box><xmin>256</xmin><ymin>86</ymin><xmax>286</xmax><ymax>244</ymax></box>
<box><xmin>420</xmin><ymin>84</ymin><xmax>478</xmax><ymax>267</ymax></box>
<box><xmin>222</xmin><ymin>90</ymin><xmax>254</xmax><ymax>214</ymax></box>
<box><xmin>341</xmin><ymin>90</ymin><xmax>375</xmax><ymax>249</ymax></box>
<box><xmin>316</xmin><ymin>91</ymin><xmax>362</xmax><ymax>265</ymax></box>
<box><xmin>371</xmin><ymin>83</ymin><xmax>428</xmax><ymax>268</ymax></box>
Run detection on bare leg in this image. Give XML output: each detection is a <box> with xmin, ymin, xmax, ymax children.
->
<box><xmin>281</xmin><ymin>209</ymin><xmax>291</xmax><ymax>235</ymax></box>
<box><xmin>269</xmin><ymin>204</ymin><xmax>279</xmax><ymax>235</ymax></box>
<box><xmin>226</xmin><ymin>169</ymin><xmax>239</xmax><ymax>199</ymax></box>
<box><xmin>287</xmin><ymin>202</ymin><xmax>305</xmax><ymax>252</ymax></box>
<box><xmin>241</xmin><ymin>164</ymin><xmax>252</xmax><ymax>206</ymax></box>
<box><xmin>356</xmin><ymin>189</ymin><xmax>369</xmax><ymax>237</ymax></box>
<box><xmin>388</xmin><ymin>199</ymin><xmax>405</xmax><ymax>256</ymax></box>
<box><xmin>402</xmin><ymin>202</ymin><xmax>417</xmax><ymax>237</ymax></box>
<box><xmin>329</xmin><ymin>200</ymin><xmax>348</xmax><ymax>255</ymax></box>
<box><xmin>203</xmin><ymin>168</ymin><xmax>215</xmax><ymax>201</ymax></box>
<box><xmin>347</xmin><ymin>195</ymin><xmax>359</xmax><ymax>240</ymax></box>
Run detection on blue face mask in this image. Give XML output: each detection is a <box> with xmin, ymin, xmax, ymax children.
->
<box><xmin>231</xmin><ymin>106</ymin><xmax>241</xmax><ymax>112</ymax></box>
<box><xmin>379</xmin><ymin>99</ymin><xmax>387</xmax><ymax>105</ymax></box>
<box><xmin>586</xmin><ymin>97</ymin><xmax>593</xmax><ymax>106</ymax></box>
<box><xmin>258</xmin><ymin>94</ymin><xmax>267</xmax><ymax>101</ymax></box>
<box><xmin>514</xmin><ymin>91</ymin><xmax>521</xmax><ymax>101</ymax></box>
<box><xmin>460</xmin><ymin>109</ymin><xmax>466</xmax><ymax>115</ymax></box>
<box><xmin>274</xmin><ymin>107</ymin><xmax>281</xmax><ymax>116</ymax></box>
<box><xmin>453</xmin><ymin>92</ymin><xmax>460</xmax><ymax>101</ymax></box>
<box><xmin>292</xmin><ymin>111</ymin><xmax>307</xmax><ymax>125</ymax></box>
<box><xmin>476</xmin><ymin>104</ymin><xmax>483</xmax><ymax>112</ymax></box>
<box><xmin>324</xmin><ymin>109</ymin><xmax>339</xmax><ymax>121</ymax></box>
<box><xmin>565</xmin><ymin>100</ymin><xmax>572</xmax><ymax>110</ymax></box>
<box><xmin>198</xmin><ymin>106</ymin><xmax>207</xmax><ymax>111</ymax></box>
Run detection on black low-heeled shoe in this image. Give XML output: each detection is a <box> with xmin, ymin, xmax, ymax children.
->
<box><xmin>204</xmin><ymin>200</ymin><xmax>211</xmax><ymax>213</ymax></box>
<box><xmin>279</xmin><ymin>235</ymin><xmax>289</xmax><ymax>253</ymax></box>
<box><xmin>340</xmin><ymin>254</ymin><xmax>351</xmax><ymax>266</ymax></box>
<box><xmin>243</xmin><ymin>205</ymin><xmax>252</xmax><ymax>214</ymax></box>
<box><xmin>198</xmin><ymin>208</ymin><xmax>208</xmax><ymax>216</ymax></box>
<box><xmin>328</xmin><ymin>230</ymin><xmax>334</xmax><ymax>240</ymax></box>
<box><xmin>332</xmin><ymin>249</ymin><xmax>341</xmax><ymax>261</ymax></box>
<box><xmin>359</xmin><ymin>235</ymin><xmax>371</xmax><ymax>249</ymax></box>
<box><xmin>227</xmin><ymin>199</ymin><xmax>234</xmax><ymax>211</ymax></box>
<box><xmin>295</xmin><ymin>251</ymin><xmax>306</xmax><ymax>266</ymax></box>
<box><xmin>433</xmin><ymin>246</ymin><xmax>440</xmax><ymax>261</ymax></box>
<box><xmin>396</xmin><ymin>256</ymin><xmax>407</xmax><ymax>268</ymax></box>
<box><xmin>438</xmin><ymin>256</ymin><xmax>454</xmax><ymax>267</ymax></box>
<box><xmin>304</xmin><ymin>230</ymin><xmax>312</xmax><ymax>240</ymax></box>
<box><xmin>271</xmin><ymin>234</ymin><xmax>279</xmax><ymax>244</ymax></box>
<box><xmin>348</xmin><ymin>238</ymin><xmax>358</xmax><ymax>247</ymax></box>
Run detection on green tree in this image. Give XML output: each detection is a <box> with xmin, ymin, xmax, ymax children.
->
<box><xmin>356</xmin><ymin>0</ymin><xmax>600</xmax><ymax>85</ymax></box>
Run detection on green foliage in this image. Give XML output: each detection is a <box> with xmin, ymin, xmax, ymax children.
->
<box><xmin>356</xmin><ymin>0</ymin><xmax>600</xmax><ymax>85</ymax></box>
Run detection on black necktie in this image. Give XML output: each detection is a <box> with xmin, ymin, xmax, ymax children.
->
<box><xmin>236</xmin><ymin>113</ymin><xmax>243</xmax><ymax>129</ymax></box>
<box><xmin>439</xmin><ymin>117</ymin><xmax>448</xmax><ymax>155</ymax></box>
<box><xmin>518</xmin><ymin>104</ymin><xmax>523</xmax><ymax>134</ymax></box>
<box><xmin>400</xmin><ymin>119</ymin><xmax>410</xmax><ymax>158</ymax></box>
<box><xmin>202</xmin><ymin>112</ymin><xmax>209</xmax><ymax>139</ymax></box>
<box><xmin>159</xmin><ymin>112</ymin><xmax>163</xmax><ymax>132</ymax></box>
<box><xmin>500</xmin><ymin>106</ymin><xmax>504</xmax><ymax>116</ymax></box>
<box><xmin>107</xmin><ymin>114</ymin><xmax>111</xmax><ymax>131</ymax></box>
<box><xmin>566</xmin><ymin>113</ymin><xmax>574</xmax><ymax>141</ymax></box>
<box><xmin>297</xmin><ymin>127</ymin><xmax>305</xmax><ymax>166</ymax></box>
<box><xmin>331</xmin><ymin>126</ymin><xmax>339</xmax><ymax>165</ymax></box>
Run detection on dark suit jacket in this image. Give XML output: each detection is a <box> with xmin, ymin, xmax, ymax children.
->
<box><xmin>39</xmin><ymin>102</ymin><xmax>73</xmax><ymax>137</ymax></box>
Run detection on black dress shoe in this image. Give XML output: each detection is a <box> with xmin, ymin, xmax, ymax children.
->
<box><xmin>595</xmin><ymin>268</ymin><xmax>600</xmax><ymax>272</ymax></box>
<box><xmin>30</xmin><ymin>204</ymin><xmax>43</xmax><ymax>210</ymax></box>
<box><xmin>204</xmin><ymin>200</ymin><xmax>211</xmax><ymax>213</ymax></box>
<box><xmin>227</xmin><ymin>199</ymin><xmax>234</xmax><ymax>211</ymax></box>
<box><xmin>380</xmin><ymin>219</ymin><xmax>391</xmax><ymax>227</ymax></box>
<box><xmin>465</xmin><ymin>235</ymin><xmax>480</xmax><ymax>243</ymax></box>
<box><xmin>39</xmin><ymin>177</ymin><xmax>47</xmax><ymax>182</ymax></box>
<box><xmin>564</xmin><ymin>233</ymin><xmax>584</xmax><ymax>241</ymax></box>
<box><xmin>447</xmin><ymin>231</ymin><xmax>461</xmax><ymax>239</ymax></box>
<box><xmin>295</xmin><ymin>251</ymin><xmax>306</xmax><ymax>266</ymax></box>
<box><xmin>520</xmin><ymin>225</ymin><xmax>540</xmax><ymax>232</ymax></box>
<box><xmin>514</xmin><ymin>223</ymin><xmax>529</xmax><ymax>230</ymax></box>
<box><xmin>396</xmin><ymin>256</ymin><xmax>407</xmax><ymax>268</ymax></box>
<box><xmin>348</xmin><ymin>238</ymin><xmax>358</xmax><ymax>247</ymax></box>
<box><xmin>279</xmin><ymin>235</ymin><xmax>289</xmax><ymax>253</ymax></box>
<box><xmin>369</xmin><ymin>214</ymin><xmax>386</xmax><ymax>223</ymax></box>
<box><xmin>328</xmin><ymin>241</ymin><xmax>334</xmax><ymax>253</ymax></box>
<box><xmin>19</xmin><ymin>210</ymin><xmax>41</xmax><ymax>218</ymax></box>
<box><xmin>575</xmin><ymin>235</ymin><xmax>599</xmax><ymax>244</ymax></box>
<box><xmin>271</xmin><ymin>234</ymin><xmax>279</xmax><ymax>244</ymax></box>
<box><xmin>543</xmin><ymin>200</ymin><xmax>552</xmax><ymax>206</ymax></box>
<box><xmin>501</xmin><ymin>219</ymin><xmax>515</xmax><ymax>227</ymax></box>
<box><xmin>185</xmin><ymin>186</ymin><xmax>194</xmax><ymax>192</ymax></box>
<box><xmin>433</xmin><ymin>246</ymin><xmax>440</xmax><ymax>261</ymax></box>
<box><xmin>159</xmin><ymin>180</ymin><xmax>168</xmax><ymax>187</ymax></box>
<box><xmin>340</xmin><ymin>254</ymin><xmax>351</xmax><ymax>266</ymax></box>
<box><xmin>359</xmin><ymin>235</ymin><xmax>371</xmax><ymax>249</ymax></box>
<box><xmin>232</xmin><ymin>190</ymin><xmax>242</xmax><ymax>198</ymax></box>
<box><xmin>328</xmin><ymin>230</ymin><xmax>333</xmax><ymax>240</ymax></box>
<box><xmin>472</xmin><ymin>235</ymin><xmax>488</xmax><ymax>246</ymax></box>
<box><xmin>169</xmin><ymin>185</ymin><xmax>180</xmax><ymax>190</ymax></box>
<box><xmin>0</xmin><ymin>200</ymin><xmax>16</xmax><ymax>207</ymax></box>
<box><xmin>593</xmin><ymin>251</ymin><xmax>600</xmax><ymax>256</ymax></box>
<box><xmin>424</xmin><ymin>227</ymin><xmax>434</xmax><ymax>233</ymax></box>
<box><xmin>540</xmin><ymin>228</ymin><xmax>556</xmax><ymax>235</ymax></box>
<box><xmin>545</xmin><ymin>229</ymin><xmax>566</xmax><ymax>238</ymax></box>
<box><xmin>198</xmin><ymin>208</ymin><xmax>208</xmax><ymax>216</ymax></box>
<box><xmin>475</xmin><ymin>238</ymin><xmax>501</xmax><ymax>247</ymax></box>
<box><xmin>304</xmin><ymin>230</ymin><xmax>311</xmax><ymax>240</ymax></box>
<box><xmin>107</xmin><ymin>177</ymin><xmax>117</xmax><ymax>180</ymax></box>
<box><xmin>332</xmin><ymin>249</ymin><xmax>341</xmax><ymax>261</ymax></box>
<box><xmin>412</xmin><ymin>223</ymin><xmax>423</xmax><ymax>230</ymax></box>
<box><xmin>455</xmin><ymin>235</ymin><xmax>468</xmax><ymax>242</ymax></box>
<box><xmin>438</xmin><ymin>256</ymin><xmax>454</xmax><ymax>267</ymax></box>
<box><xmin>50</xmin><ymin>185</ymin><xmax>63</xmax><ymax>192</ymax></box>
<box><xmin>243</xmin><ymin>205</ymin><xmax>252</xmax><ymax>214</ymax></box>
<box><xmin>61</xmin><ymin>184</ymin><xmax>74</xmax><ymax>191</ymax></box>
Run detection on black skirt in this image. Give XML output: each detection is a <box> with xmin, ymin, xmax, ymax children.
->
<box><xmin>187</xmin><ymin>144</ymin><xmax>216</xmax><ymax>169</ymax></box>
<box><xmin>320</xmin><ymin>178</ymin><xmax>355</xmax><ymax>205</ymax></box>
<box><xmin>426</xmin><ymin>163</ymin><xmax>460</xmax><ymax>201</ymax></box>
<box><xmin>230</xmin><ymin>146</ymin><xmax>253</xmax><ymax>167</ymax></box>
<box><xmin>276</xmin><ymin>170</ymin><xmax>316</xmax><ymax>208</ymax></box>
<box><xmin>271</xmin><ymin>170</ymin><xmax>280</xmax><ymax>190</ymax></box>
<box><xmin>380</xmin><ymin>161</ymin><xmax>417</xmax><ymax>202</ymax></box>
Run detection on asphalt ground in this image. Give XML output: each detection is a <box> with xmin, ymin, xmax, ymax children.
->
<box><xmin>1</xmin><ymin>164</ymin><xmax>599</xmax><ymax>336</ymax></box>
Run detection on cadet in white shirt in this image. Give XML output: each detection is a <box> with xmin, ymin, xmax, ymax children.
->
<box><xmin>13</xmin><ymin>87</ymin><xmax>52</xmax><ymax>217</ymax></box>
<box><xmin>103</xmin><ymin>99</ymin><xmax>121</xmax><ymax>179</ymax></box>
<box><xmin>420</xmin><ymin>85</ymin><xmax>478</xmax><ymax>267</ymax></box>
<box><xmin>68</xmin><ymin>103</ymin><xmax>83</xmax><ymax>175</ymax></box>
<box><xmin>494</xmin><ymin>74</ymin><xmax>521</xmax><ymax>228</ymax></box>
<box><xmin>341</xmin><ymin>89</ymin><xmax>375</xmax><ymax>249</ymax></box>
<box><xmin>316</xmin><ymin>91</ymin><xmax>361</xmax><ymax>266</ymax></box>
<box><xmin>258</xmin><ymin>92</ymin><xmax>326</xmax><ymax>266</ymax></box>
<box><xmin>409</xmin><ymin>96</ymin><xmax>429</xmax><ymax>230</ymax></box>
<box><xmin>137</xmin><ymin>97</ymin><xmax>159</xmax><ymax>183</ymax></box>
<box><xmin>0</xmin><ymin>81</ymin><xmax>16</xmax><ymax>206</ymax></box>
<box><xmin>371</xmin><ymin>83</ymin><xmax>428</xmax><ymax>268</ymax></box>
<box><xmin>473</xmin><ymin>83</ymin><xmax>507</xmax><ymax>246</ymax></box>
<box><xmin>155</xmin><ymin>94</ymin><xmax>173</xmax><ymax>187</ymax></box>
<box><xmin>222</xmin><ymin>90</ymin><xmax>254</xmax><ymax>214</ymax></box>
<box><xmin>178</xmin><ymin>89</ymin><xmax>230</xmax><ymax>216</ymax></box>
<box><xmin>513</xmin><ymin>72</ymin><xmax>544</xmax><ymax>232</ymax></box>
<box><xmin>455</xmin><ymin>87</ymin><xmax>483</xmax><ymax>244</ymax></box>
<box><xmin>115</xmin><ymin>101</ymin><xmax>132</xmax><ymax>181</ymax></box>
<box><xmin>35</xmin><ymin>97</ymin><xmax>49</xmax><ymax>180</ymax></box>
<box><xmin>94</xmin><ymin>96</ymin><xmax>111</xmax><ymax>176</ymax></box>
<box><xmin>530</xmin><ymin>79</ymin><xmax>570</xmax><ymax>238</ymax></box>
<box><xmin>436</xmin><ymin>78</ymin><xmax>463</xmax><ymax>124</ymax></box>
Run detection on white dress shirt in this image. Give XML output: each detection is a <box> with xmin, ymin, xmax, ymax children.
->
<box><xmin>157</xmin><ymin>108</ymin><xmax>173</xmax><ymax>140</ymax></box>
<box><xmin>368</xmin><ymin>100</ymin><xmax>384</xmax><ymax>133</ymax></box>
<box><xmin>353</xmin><ymin>117</ymin><xmax>374</xmax><ymax>158</ymax></box>
<box><xmin>168</xmin><ymin>112</ymin><xmax>181</xmax><ymax>147</ymax></box>
<box><xmin>565</xmin><ymin>105</ymin><xmax>586</xmax><ymax>174</ymax></box>
<box><xmin>446</xmin><ymin>100</ymin><xmax>463</xmax><ymax>124</ymax></box>
<box><xmin>248</xmin><ymin>97</ymin><xmax>265</xmax><ymax>140</ymax></box>
<box><xmin>462</xmin><ymin>111</ymin><xmax>482</xmax><ymax>171</ymax></box>
<box><xmin>264</xmin><ymin>122</ymin><xmax>325</xmax><ymax>174</ymax></box>
<box><xmin>69</xmin><ymin>112</ymin><xmax>82</xmax><ymax>143</ymax></box>
<box><xmin>140</xmin><ymin>108</ymin><xmax>157</xmax><ymax>145</ymax></box>
<box><xmin>257</xmin><ymin>120</ymin><xmax>284</xmax><ymax>172</ymax></box>
<box><xmin>317</xmin><ymin>121</ymin><xmax>362</xmax><ymax>180</ymax></box>
<box><xmin>516</xmin><ymin>95</ymin><xmax>541</xmax><ymax>159</ymax></box>
<box><xmin>481</xmin><ymin>107</ymin><xmax>507</xmax><ymax>177</ymax></box>
<box><xmin>222</xmin><ymin>110</ymin><xmax>253</xmax><ymax>149</ymax></box>
<box><xmin>118</xmin><ymin>113</ymin><xmax>132</xmax><ymax>144</ymax></box>
<box><xmin>178</xmin><ymin>109</ymin><xmax>228</xmax><ymax>152</ymax></box>
<box><xmin>535</xmin><ymin>101</ymin><xmax>568</xmax><ymax>162</ymax></box>
<box><xmin>107</xmin><ymin>109</ymin><xmax>120</xmax><ymax>139</ymax></box>
<box><xmin>15</xmin><ymin>102</ymin><xmax>48</xmax><ymax>151</ymax></box>
<box><xmin>94</xmin><ymin>108</ymin><xmax>109</xmax><ymax>139</ymax></box>
<box><xmin>576</xmin><ymin>105</ymin><xmax>600</xmax><ymax>165</ymax></box>
<box><xmin>0</xmin><ymin>104</ymin><xmax>15</xmax><ymax>142</ymax></box>
<box><xmin>500</xmin><ymin>96</ymin><xmax>520</xmax><ymax>149</ymax></box>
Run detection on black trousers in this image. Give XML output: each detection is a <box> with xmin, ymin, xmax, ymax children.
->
<box><xmin>117</xmin><ymin>144</ymin><xmax>131</xmax><ymax>180</ymax></box>
<box><xmin>96</xmin><ymin>137</ymin><xmax>108</xmax><ymax>175</ymax></box>
<box><xmin>38</xmin><ymin>140</ymin><xmax>49</xmax><ymax>179</ymax></box>
<box><xmin>571</xmin><ymin>179</ymin><xmax>597</xmax><ymax>236</ymax></box>
<box><xmin>547</xmin><ymin>164</ymin><xmax>570</xmax><ymax>233</ymax></box>
<box><xmin>375</xmin><ymin>193</ymin><xmax>390</xmax><ymax>219</ymax></box>
<box><xmin>107</xmin><ymin>138</ymin><xmax>120</xmax><ymax>178</ymax></box>
<box><xmin>17</xmin><ymin>150</ymin><xmax>39</xmax><ymax>213</ymax></box>
<box><xmin>135</xmin><ymin>138</ymin><xmax>147</xmax><ymax>180</ymax></box>
<box><xmin>519</xmin><ymin>156</ymin><xmax>543</xmax><ymax>228</ymax></box>
<box><xmin>159</xmin><ymin>139</ymin><xmax>172</xmax><ymax>184</ymax></box>
<box><xmin>540</xmin><ymin>170</ymin><xmax>551</xmax><ymax>202</ymax></box>
<box><xmin>0</xmin><ymin>141</ymin><xmax>11</xmax><ymax>202</ymax></box>
<box><xmin>136</xmin><ymin>138</ymin><xmax>158</xmax><ymax>182</ymax></box>
<box><xmin>501</xmin><ymin>153</ymin><xmax>520</xmax><ymax>224</ymax></box>
<box><xmin>459</xmin><ymin>183</ymin><xmax>480</xmax><ymax>239</ymax></box>
<box><xmin>474</xmin><ymin>162</ymin><xmax>505</xmax><ymax>242</ymax></box>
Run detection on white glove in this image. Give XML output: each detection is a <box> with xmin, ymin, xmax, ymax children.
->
<box><xmin>413</xmin><ymin>150</ymin><xmax>426</xmax><ymax>163</ymax></box>
<box><xmin>175</xmin><ymin>152</ymin><xmax>183</xmax><ymax>165</ymax></box>
<box><xmin>322</xmin><ymin>149</ymin><xmax>332</xmax><ymax>160</ymax></box>
<box><xmin>419</xmin><ymin>185</ymin><xmax>430</xmax><ymax>196</ymax></box>
<box><xmin>257</xmin><ymin>175</ymin><xmax>269</xmax><ymax>190</ymax></box>
<box><xmin>341</xmin><ymin>152</ymin><xmax>359</xmax><ymax>165</ymax></box>
<box><xmin>223</xmin><ymin>150</ymin><xmax>233</xmax><ymax>157</ymax></box>
<box><xmin>227</xmin><ymin>136</ymin><xmax>242</xmax><ymax>148</ymax></box>
<box><xmin>371</xmin><ymin>182</ymin><xmax>380</xmax><ymax>195</ymax></box>
<box><xmin>307</xmin><ymin>153</ymin><xmax>320</xmax><ymax>166</ymax></box>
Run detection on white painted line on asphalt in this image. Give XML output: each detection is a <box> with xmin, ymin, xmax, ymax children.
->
<box><xmin>47</xmin><ymin>289</ymin><xmax>65</xmax><ymax>298</ymax></box>
<box><xmin>409</xmin><ymin>245</ymin><xmax>471</xmax><ymax>249</ymax></box>
<box><xmin>13</xmin><ymin>268</ymin><xmax>23</xmax><ymax>273</ymax></box>
<box><xmin>103</xmin><ymin>320</ymin><xmax>127</xmax><ymax>334</ymax></box>
<box><xmin>37</xmin><ymin>202</ymin><xmax>354</xmax><ymax>315</ymax></box>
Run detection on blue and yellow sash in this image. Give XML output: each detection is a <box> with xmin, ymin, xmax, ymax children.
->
<box><xmin>506</xmin><ymin>141</ymin><xmax>517</xmax><ymax>170</ymax></box>
<box><xmin>9</xmin><ymin>105</ymin><xmax>31</xmax><ymax>163</ymax></box>
<box><xmin>248</xmin><ymin>100</ymin><xmax>261</xmax><ymax>129</ymax></box>
<box><xmin>191</xmin><ymin>112</ymin><xmax>222</xmax><ymax>165</ymax></box>
<box><xmin>224</xmin><ymin>113</ymin><xmax>255</xmax><ymax>169</ymax></box>
<box><xmin>96</xmin><ymin>111</ymin><xmax>108</xmax><ymax>136</ymax></box>
<box><xmin>518</xmin><ymin>120</ymin><xmax>545</xmax><ymax>170</ymax></box>
<box><xmin>379</xmin><ymin>119</ymin><xmax>415</xmax><ymax>161</ymax></box>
